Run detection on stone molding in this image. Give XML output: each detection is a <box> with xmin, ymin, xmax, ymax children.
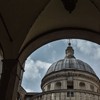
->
<box><xmin>32</xmin><ymin>89</ymin><xmax>100</xmax><ymax>99</ymax></box>
<box><xmin>41</xmin><ymin>70</ymin><xmax>99</xmax><ymax>87</ymax></box>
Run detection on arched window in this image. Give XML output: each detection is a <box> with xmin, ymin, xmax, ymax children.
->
<box><xmin>79</xmin><ymin>82</ymin><xmax>85</xmax><ymax>89</ymax></box>
<box><xmin>55</xmin><ymin>82</ymin><xmax>61</xmax><ymax>89</ymax></box>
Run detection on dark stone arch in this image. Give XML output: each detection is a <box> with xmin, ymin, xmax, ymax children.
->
<box><xmin>19</xmin><ymin>28</ymin><xmax>100</xmax><ymax>64</ymax></box>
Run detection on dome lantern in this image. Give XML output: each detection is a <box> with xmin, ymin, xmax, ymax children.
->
<box><xmin>65</xmin><ymin>41</ymin><xmax>75</xmax><ymax>58</ymax></box>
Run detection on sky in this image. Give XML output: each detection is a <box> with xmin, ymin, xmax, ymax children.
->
<box><xmin>21</xmin><ymin>39</ymin><xmax>100</xmax><ymax>92</ymax></box>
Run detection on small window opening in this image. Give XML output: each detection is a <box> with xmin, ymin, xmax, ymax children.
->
<box><xmin>67</xmin><ymin>91</ymin><xmax>74</xmax><ymax>97</ymax></box>
<box><xmin>67</xmin><ymin>81</ymin><xmax>73</xmax><ymax>89</ymax></box>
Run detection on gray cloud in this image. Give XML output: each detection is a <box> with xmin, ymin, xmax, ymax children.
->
<box><xmin>22</xmin><ymin>57</ymin><xmax>51</xmax><ymax>92</ymax></box>
<box><xmin>75</xmin><ymin>40</ymin><xmax>100</xmax><ymax>59</ymax></box>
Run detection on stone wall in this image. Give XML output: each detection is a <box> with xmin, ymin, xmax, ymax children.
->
<box><xmin>32</xmin><ymin>90</ymin><xmax>100</xmax><ymax>100</ymax></box>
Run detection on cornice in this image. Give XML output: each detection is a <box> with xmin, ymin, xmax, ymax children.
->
<box><xmin>41</xmin><ymin>71</ymin><xmax>99</xmax><ymax>87</ymax></box>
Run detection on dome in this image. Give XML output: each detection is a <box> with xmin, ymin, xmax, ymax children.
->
<box><xmin>45</xmin><ymin>42</ymin><xmax>96</xmax><ymax>76</ymax></box>
<box><xmin>46</xmin><ymin>58</ymin><xmax>96</xmax><ymax>75</ymax></box>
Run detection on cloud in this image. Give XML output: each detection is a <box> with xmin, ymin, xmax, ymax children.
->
<box><xmin>22</xmin><ymin>57</ymin><xmax>51</xmax><ymax>92</ymax></box>
<box><xmin>76</xmin><ymin>40</ymin><xmax>93</xmax><ymax>54</ymax></box>
<box><xmin>75</xmin><ymin>40</ymin><xmax>100</xmax><ymax>59</ymax></box>
<box><xmin>95</xmin><ymin>47</ymin><xmax>100</xmax><ymax>59</ymax></box>
<box><xmin>25</xmin><ymin>88</ymin><xmax>34</xmax><ymax>92</ymax></box>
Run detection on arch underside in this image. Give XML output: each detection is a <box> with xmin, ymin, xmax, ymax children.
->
<box><xmin>19</xmin><ymin>28</ymin><xmax>100</xmax><ymax>63</ymax></box>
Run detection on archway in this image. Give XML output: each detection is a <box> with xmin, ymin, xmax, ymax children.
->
<box><xmin>19</xmin><ymin>28</ymin><xmax>100</xmax><ymax>65</ymax></box>
<box><xmin>21</xmin><ymin>38</ymin><xmax>100</xmax><ymax>92</ymax></box>
<box><xmin>18</xmin><ymin>28</ymin><xmax>100</xmax><ymax>92</ymax></box>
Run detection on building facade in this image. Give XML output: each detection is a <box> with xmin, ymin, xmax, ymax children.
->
<box><xmin>18</xmin><ymin>43</ymin><xmax>100</xmax><ymax>100</ymax></box>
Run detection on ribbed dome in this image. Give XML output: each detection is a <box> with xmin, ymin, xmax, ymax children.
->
<box><xmin>46</xmin><ymin>58</ymin><xmax>96</xmax><ymax>75</ymax></box>
<box><xmin>45</xmin><ymin>42</ymin><xmax>96</xmax><ymax>76</ymax></box>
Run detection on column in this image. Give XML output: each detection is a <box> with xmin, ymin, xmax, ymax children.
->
<box><xmin>74</xmin><ymin>80</ymin><xmax>78</xmax><ymax>89</ymax></box>
<box><xmin>62</xmin><ymin>80</ymin><xmax>67</xmax><ymax>89</ymax></box>
<box><xmin>0</xmin><ymin>59</ymin><xmax>23</xmax><ymax>100</ymax></box>
<box><xmin>51</xmin><ymin>82</ymin><xmax>55</xmax><ymax>90</ymax></box>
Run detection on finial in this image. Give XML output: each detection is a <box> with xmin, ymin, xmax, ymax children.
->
<box><xmin>65</xmin><ymin>39</ymin><xmax>75</xmax><ymax>58</ymax></box>
<box><xmin>68</xmin><ymin>39</ymin><xmax>71</xmax><ymax>46</ymax></box>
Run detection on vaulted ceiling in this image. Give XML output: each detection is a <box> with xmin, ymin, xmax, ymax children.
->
<box><xmin>0</xmin><ymin>0</ymin><xmax>100</xmax><ymax>63</ymax></box>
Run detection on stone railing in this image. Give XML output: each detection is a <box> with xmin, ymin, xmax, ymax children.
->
<box><xmin>31</xmin><ymin>89</ymin><xmax>100</xmax><ymax>100</ymax></box>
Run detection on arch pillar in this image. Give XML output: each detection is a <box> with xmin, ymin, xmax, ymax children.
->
<box><xmin>0</xmin><ymin>59</ymin><xmax>23</xmax><ymax>100</ymax></box>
